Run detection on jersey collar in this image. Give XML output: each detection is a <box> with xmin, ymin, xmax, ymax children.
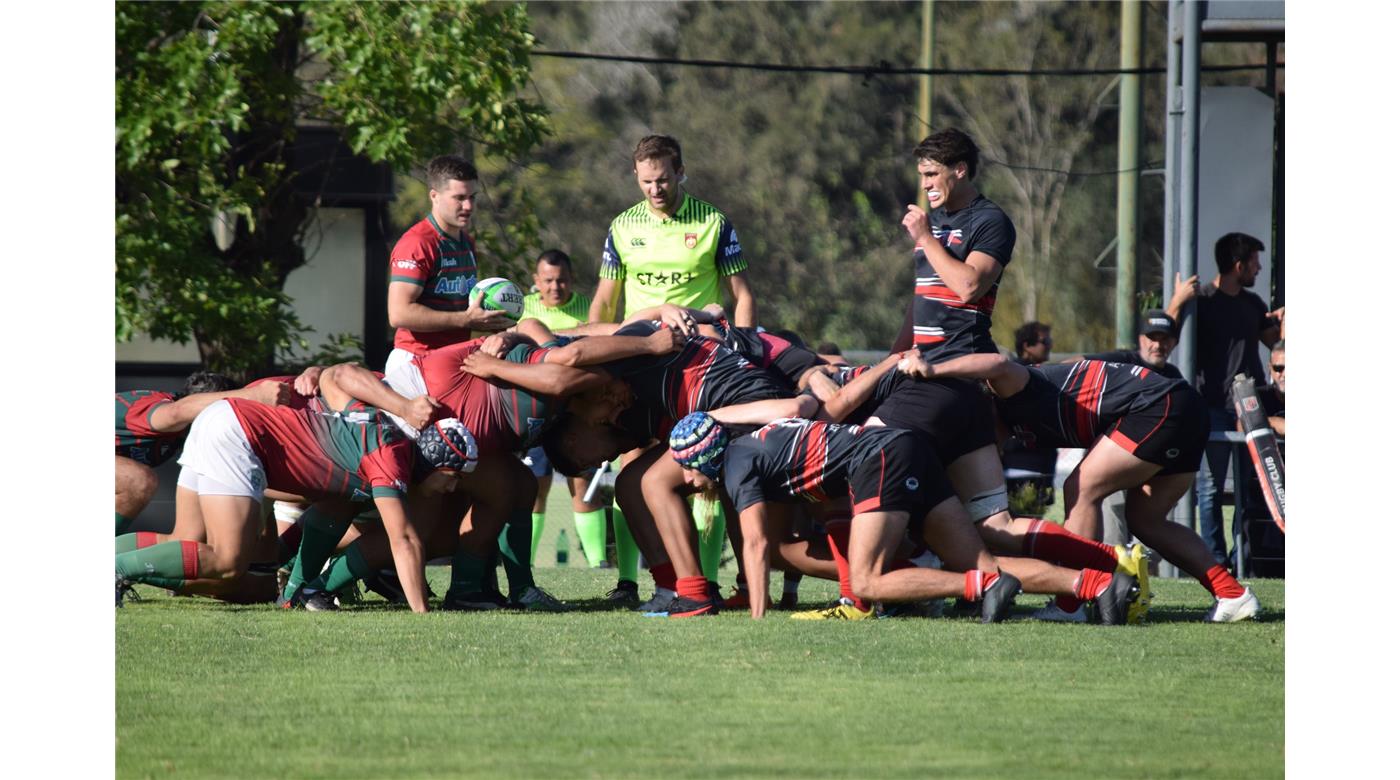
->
<box><xmin>643</xmin><ymin>193</ymin><xmax>691</xmax><ymax>224</ymax></box>
<box><xmin>426</xmin><ymin>213</ymin><xmax>465</xmax><ymax>241</ymax></box>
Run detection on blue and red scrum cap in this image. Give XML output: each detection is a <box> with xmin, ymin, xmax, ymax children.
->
<box><xmin>416</xmin><ymin>418</ymin><xmax>478</xmax><ymax>473</ymax></box>
<box><xmin>668</xmin><ymin>412</ymin><xmax>728</xmax><ymax>479</ymax></box>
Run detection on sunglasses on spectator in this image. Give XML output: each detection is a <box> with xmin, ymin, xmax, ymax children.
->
<box><xmin>1271</xmin><ymin>364</ymin><xmax>1284</xmax><ymax>372</ymax></box>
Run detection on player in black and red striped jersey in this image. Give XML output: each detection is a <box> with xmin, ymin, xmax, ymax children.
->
<box><xmin>667</xmin><ymin>413</ymin><xmax>1139</xmax><ymax>623</ymax></box>
<box><xmin>898</xmin><ymin>352</ymin><xmax>1260</xmax><ymax>623</ymax></box>
<box><xmin>114</xmin><ymin>373</ymin><xmax>294</xmax><ymax>536</ymax></box>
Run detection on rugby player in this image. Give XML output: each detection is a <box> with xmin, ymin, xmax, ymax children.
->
<box><xmin>115</xmin><ymin>372</ymin><xmax>292</xmax><ymax>535</ymax></box>
<box><xmin>116</xmin><ymin>388</ymin><xmax>477</xmax><ymax>613</ymax></box>
<box><xmin>897</xmin><ymin>352</ymin><xmax>1260</xmax><ymax>623</ymax></box>
<box><xmin>667</xmin><ymin>413</ymin><xmax>1139</xmax><ymax>624</ymax></box>
<box><xmin>385</xmin><ymin>155</ymin><xmax>514</xmax><ymax>376</ymax></box>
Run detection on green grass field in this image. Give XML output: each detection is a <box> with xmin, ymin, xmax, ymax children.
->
<box><xmin>117</xmin><ymin>486</ymin><xmax>1282</xmax><ymax>779</ymax></box>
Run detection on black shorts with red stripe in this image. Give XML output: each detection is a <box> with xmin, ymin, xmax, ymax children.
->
<box><xmin>1106</xmin><ymin>385</ymin><xmax>1208</xmax><ymax>475</ymax></box>
<box><xmin>866</xmin><ymin>376</ymin><xmax>995</xmax><ymax>464</ymax></box>
<box><xmin>847</xmin><ymin>431</ymin><xmax>956</xmax><ymax>520</ymax></box>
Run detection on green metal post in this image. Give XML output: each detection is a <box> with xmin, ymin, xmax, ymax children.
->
<box><xmin>1115</xmin><ymin>0</ymin><xmax>1144</xmax><ymax>347</ymax></box>
<box><xmin>915</xmin><ymin>0</ymin><xmax>935</xmax><ymax>200</ymax></box>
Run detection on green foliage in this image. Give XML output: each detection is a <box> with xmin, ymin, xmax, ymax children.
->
<box><xmin>116</xmin><ymin>1</ymin><xmax>548</xmax><ymax>376</ymax></box>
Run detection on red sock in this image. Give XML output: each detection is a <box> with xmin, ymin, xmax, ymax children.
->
<box><xmin>676</xmin><ymin>575</ymin><xmax>709</xmax><ymax>602</ymax></box>
<box><xmin>1199</xmin><ymin>565</ymin><xmax>1245</xmax><ymax>599</ymax></box>
<box><xmin>650</xmin><ymin>561</ymin><xmax>677</xmax><ymax>591</ymax></box>
<box><xmin>1022</xmin><ymin>520</ymin><xmax>1117</xmax><ymax>571</ymax></box>
<box><xmin>963</xmin><ymin>570</ymin><xmax>1002</xmax><ymax>601</ymax></box>
<box><xmin>825</xmin><ymin>521</ymin><xmax>871</xmax><ymax>612</ymax></box>
<box><xmin>180</xmin><ymin>540</ymin><xmax>201</xmax><ymax>579</ymax></box>
<box><xmin>1073</xmin><ymin>569</ymin><xmax>1113</xmax><ymax>601</ymax></box>
<box><xmin>135</xmin><ymin>532</ymin><xmax>159</xmax><ymax>550</ymax></box>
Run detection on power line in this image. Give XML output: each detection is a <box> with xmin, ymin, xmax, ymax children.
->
<box><xmin>532</xmin><ymin>49</ymin><xmax>1281</xmax><ymax>78</ymax></box>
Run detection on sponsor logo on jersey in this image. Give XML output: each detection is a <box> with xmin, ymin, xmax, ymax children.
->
<box><xmin>684</xmin><ymin>232</ymin><xmax>698</xmax><ymax>249</ymax></box>
<box><xmin>905</xmin><ymin>477</ymin><xmax>920</xmax><ymax>491</ymax></box>
<box><xmin>394</xmin><ymin>259</ymin><xmax>417</xmax><ymax>270</ymax></box>
<box><xmin>630</xmin><ymin>237</ymin><xmax>647</xmax><ymax>247</ymax></box>
<box><xmin>723</xmin><ymin>242</ymin><xmax>742</xmax><ymax>257</ymax></box>
<box><xmin>433</xmin><ymin>276</ymin><xmax>471</xmax><ymax>296</ymax></box>
<box><xmin>441</xmin><ymin>257</ymin><xmax>458</xmax><ymax>268</ymax></box>
<box><xmin>636</xmin><ymin>271</ymin><xmax>698</xmax><ymax>287</ymax></box>
<box><xmin>931</xmin><ymin>227</ymin><xmax>964</xmax><ymax>247</ymax></box>
<box><xmin>1166</xmin><ymin>448</ymin><xmax>1180</xmax><ymax>458</ymax></box>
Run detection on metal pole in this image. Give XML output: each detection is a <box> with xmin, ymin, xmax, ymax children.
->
<box><xmin>1179</xmin><ymin>0</ymin><xmax>1201</xmax><ymax>392</ymax></box>
<box><xmin>1160</xmin><ymin>0</ymin><xmax>1185</xmax><ymax>578</ymax></box>
<box><xmin>1115</xmin><ymin>0</ymin><xmax>1143</xmax><ymax>348</ymax></box>
<box><xmin>916</xmin><ymin>0</ymin><xmax>936</xmax><ymax>200</ymax></box>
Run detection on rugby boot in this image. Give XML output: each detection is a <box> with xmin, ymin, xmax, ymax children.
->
<box><xmin>1094</xmin><ymin>571</ymin><xmax>1141</xmax><ymax>626</ymax></box>
<box><xmin>980</xmin><ymin>573</ymin><xmax>1022</xmax><ymax>624</ymax></box>
<box><xmin>1204</xmin><ymin>587</ymin><xmax>1260</xmax><ymax>623</ymax></box>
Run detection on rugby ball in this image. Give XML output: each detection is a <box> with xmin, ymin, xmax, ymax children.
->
<box><xmin>473</xmin><ymin>277</ymin><xmax>524</xmax><ymax>321</ymax></box>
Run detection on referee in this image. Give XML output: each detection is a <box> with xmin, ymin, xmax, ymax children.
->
<box><xmin>519</xmin><ymin>250</ymin><xmax>609</xmax><ymax>570</ymax></box>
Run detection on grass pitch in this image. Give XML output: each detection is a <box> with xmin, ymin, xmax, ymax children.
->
<box><xmin>117</xmin><ymin>491</ymin><xmax>1281</xmax><ymax>779</ymax></box>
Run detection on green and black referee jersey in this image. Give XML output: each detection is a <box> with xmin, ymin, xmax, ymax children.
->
<box><xmin>601</xmin><ymin>193</ymin><xmax>747</xmax><ymax>316</ymax></box>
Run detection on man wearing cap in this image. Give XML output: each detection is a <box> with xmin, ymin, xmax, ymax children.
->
<box><xmin>1068</xmin><ymin>309</ymin><xmax>1183</xmax><ymax>380</ymax></box>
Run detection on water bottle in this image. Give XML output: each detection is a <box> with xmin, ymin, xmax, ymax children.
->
<box><xmin>555</xmin><ymin>529</ymin><xmax>569</xmax><ymax>567</ymax></box>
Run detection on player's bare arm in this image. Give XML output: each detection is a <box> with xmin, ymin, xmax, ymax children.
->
<box><xmin>738</xmin><ymin>502</ymin><xmax>772</xmax><ymax>619</ymax></box>
<box><xmin>147</xmin><ymin>382</ymin><xmax>290</xmax><ymax>432</ymax></box>
<box><xmin>726</xmin><ymin>271</ymin><xmax>757</xmax><ymax>327</ymax></box>
<box><xmin>898</xmin><ymin>351</ymin><xmax>1028</xmax><ymax>397</ymax></box>
<box><xmin>622</xmin><ymin>303</ymin><xmax>715</xmax><ymax>336</ymax></box>
<box><xmin>890</xmin><ymin>300</ymin><xmax>915</xmax><ymax>354</ymax></box>
<box><xmin>818</xmin><ymin>353</ymin><xmax>902</xmax><ymax>423</ymax></box>
<box><xmin>709</xmin><ymin>394</ymin><xmax>817</xmax><ymax>425</ymax></box>
<box><xmin>588</xmin><ymin>277</ymin><xmax>623</xmax><ymax>324</ymax></box>
<box><xmin>389</xmin><ymin>283</ymin><xmax>513</xmax><ymax>333</ymax></box>
<box><xmin>1165</xmin><ymin>272</ymin><xmax>1198</xmax><ymax>322</ymax></box>
<box><xmin>902</xmin><ymin>205</ymin><xmax>1004</xmax><ymax>303</ymax></box>
<box><xmin>540</xmin><ymin>327</ymin><xmax>685</xmax><ymax>367</ymax></box>
<box><xmin>460</xmin><ymin>352</ymin><xmax>611</xmax><ymax>397</ymax></box>
<box><xmin>373</xmin><ymin>495</ymin><xmax>430</xmax><ymax>613</ymax></box>
<box><xmin>322</xmin><ymin>363</ymin><xmax>440</xmax><ymax>430</ymax></box>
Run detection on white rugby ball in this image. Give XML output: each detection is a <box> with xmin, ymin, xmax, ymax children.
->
<box><xmin>473</xmin><ymin>277</ymin><xmax>524</xmax><ymax>321</ymax></box>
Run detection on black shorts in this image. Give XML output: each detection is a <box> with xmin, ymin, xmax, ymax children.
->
<box><xmin>868</xmin><ymin>376</ymin><xmax>995</xmax><ymax>464</ymax></box>
<box><xmin>847</xmin><ymin>432</ymin><xmax>955</xmax><ymax>520</ymax></box>
<box><xmin>1106</xmin><ymin>386</ymin><xmax>1208</xmax><ymax>475</ymax></box>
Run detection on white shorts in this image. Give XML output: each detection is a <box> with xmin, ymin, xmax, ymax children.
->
<box><xmin>383</xmin><ymin>348</ymin><xmax>418</xmax><ymax>378</ymax></box>
<box><xmin>381</xmin><ymin>361</ymin><xmax>428</xmax><ymax>439</ymax></box>
<box><xmin>176</xmin><ymin>400</ymin><xmax>268</xmax><ymax>499</ymax></box>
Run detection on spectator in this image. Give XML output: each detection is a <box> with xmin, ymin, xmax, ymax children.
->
<box><xmin>1073</xmin><ymin>309</ymin><xmax>1184</xmax><ymax>380</ymax></box>
<box><xmin>1013</xmin><ymin>321</ymin><xmax>1052</xmax><ymax>365</ymax></box>
<box><xmin>1169</xmin><ymin>231</ymin><xmax>1283</xmax><ymax>566</ymax></box>
<box><xmin>1260</xmin><ymin>341</ymin><xmax>1285</xmax><ymax>438</ymax></box>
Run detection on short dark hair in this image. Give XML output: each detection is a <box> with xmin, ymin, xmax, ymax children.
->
<box><xmin>1013</xmin><ymin>322</ymin><xmax>1051</xmax><ymax>355</ymax></box>
<box><xmin>815</xmin><ymin>341</ymin><xmax>842</xmax><ymax>357</ymax></box>
<box><xmin>536</xmin><ymin>249</ymin><xmax>574</xmax><ymax>275</ymax></box>
<box><xmin>425</xmin><ymin>155</ymin><xmax>478</xmax><ymax>191</ymax></box>
<box><xmin>180</xmin><ymin>371</ymin><xmax>237</xmax><ymax>398</ymax></box>
<box><xmin>1214</xmin><ymin>232</ymin><xmax>1264</xmax><ymax>275</ymax></box>
<box><xmin>633</xmin><ymin>135</ymin><xmax>683</xmax><ymax>170</ymax></box>
<box><xmin>914</xmin><ymin>128</ymin><xmax>981</xmax><ymax>180</ymax></box>
<box><xmin>541</xmin><ymin>417</ymin><xmax>595</xmax><ymax>478</ymax></box>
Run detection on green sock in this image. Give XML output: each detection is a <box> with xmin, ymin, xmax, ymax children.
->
<box><xmin>282</xmin><ymin>506</ymin><xmax>350</xmax><ymax>601</ymax></box>
<box><xmin>530</xmin><ymin>512</ymin><xmax>546</xmax><ymax>563</ymax></box>
<box><xmin>116</xmin><ymin>512</ymin><xmax>132</xmax><ymax>535</ymax></box>
<box><xmin>447</xmin><ymin>548</ymin><xmax>490</xmax><ymax>600</ymax></box>
<box><xmin>613</xmin><ymin>501</ymin><xmax>638</xmax><ymax>583</ymax></box>
<box><xmin>116</xmin><ymin>541</ymin><xmax>196</xmax><ymax>590</ymax></box>
<box><xmin>693</xmin><ymin>495</ymin><xmax>726</xmax><ymax>582</ymax></box>
<box><xmin>574</xmin><ymin>509</ymin><xmax>608</xmax><ymax>568</ymax></box>
<box><xmin>115</xmin><ymin>533</ymin><xmax>140</xmax><ymax>555</ymax></box>
<box><xmin>498</xmin><ymin>509</ymin><xmax>536</xmax><ymax>599</ymax></box>
<box><xmin>313</xmin><ymin>543</ymin><xmax>373</xmax><ymax>595</ymax></box>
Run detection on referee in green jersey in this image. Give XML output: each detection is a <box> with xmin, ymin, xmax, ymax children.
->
<box><xmin>518</xmin><ymin>250</ymin><xmax>610</xmax><ymax>570</ymax></box>
<box><xmin>587</xmin><ymin>134</ymin><xmax>757</xmax><ymax>606</ymax></box>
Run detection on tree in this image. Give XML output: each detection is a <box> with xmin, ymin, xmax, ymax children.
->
<box><xmin>116</xmin><ymin>1</ymin><xmax>548</xmax><ymax>376</ymax></box>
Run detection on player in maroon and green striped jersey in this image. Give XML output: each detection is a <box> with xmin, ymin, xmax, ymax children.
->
<box><xmin>114</xmin><ymin>373</ymin><xmax>292</xmax><ymax>535</ymax></box>
<box><xmin>116</xmin><ymin>382</ymin><xmax>472</xmax><ymax>612</ymax></box>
